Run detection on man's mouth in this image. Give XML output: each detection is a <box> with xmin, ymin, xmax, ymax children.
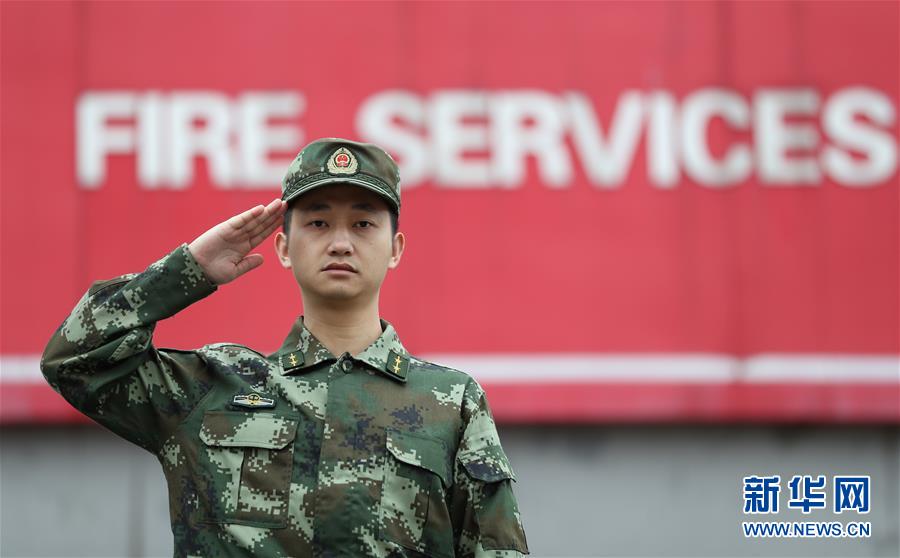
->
<box><xmin>322</xmin><ymin>263</ymin><xmax>356</xmax><ymax>273</ymax></box>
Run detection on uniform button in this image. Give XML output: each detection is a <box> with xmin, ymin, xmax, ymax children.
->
<box><xmin>341</xmin><ymin>359</ymin><xmax>353</xmax><ymax>373</ymax></box>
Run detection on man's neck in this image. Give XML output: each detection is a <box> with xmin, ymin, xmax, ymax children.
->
<box><xmin>300</xmin><ymin>298</ymin><xmax>383</xmax><ymax>358</ymax></box>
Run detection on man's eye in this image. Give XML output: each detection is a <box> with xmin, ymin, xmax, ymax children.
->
<box><xmin>309</xmin><ymin>220</ymin><xmax>327</xmax><ymax>228</ymax></box>
<box><xmin>355</xmin><ymin>221</ymin><xmax>372</xmax><ymax>228</ymax></box>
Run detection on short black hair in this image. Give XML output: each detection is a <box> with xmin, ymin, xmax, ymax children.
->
<box><xmin>282</xmin><ymin>200</ymin><xmax>399</xmax><ymax>239</ymax></box>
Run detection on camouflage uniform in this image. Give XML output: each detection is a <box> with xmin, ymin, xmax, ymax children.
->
<box><xmin>41</xmin><ymin>242</ymin><xmax>529</xmax><ymax>557</ymax></box>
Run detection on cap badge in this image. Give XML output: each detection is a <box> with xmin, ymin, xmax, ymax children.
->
<box><xmin>326</xmin><ymin>147</ymin><xmax>359</xmax><ymax>175</ymax></box>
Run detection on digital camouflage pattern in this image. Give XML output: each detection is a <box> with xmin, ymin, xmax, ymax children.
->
<box><xmin>41</xmin><ymin>243</ymin><xmax>529</xmax><ymax>557</ymax></box>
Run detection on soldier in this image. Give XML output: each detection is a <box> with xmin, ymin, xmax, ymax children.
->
<box><xmin>41</xmin><ymin>138</ymin><xmax>529</xmax><ymax>557</ymax></box>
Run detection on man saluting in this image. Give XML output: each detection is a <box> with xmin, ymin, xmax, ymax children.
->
<box><xmin>41</xmin><ymin>138</ymin><xmax>529</xmax><ymax>557</ymax></box>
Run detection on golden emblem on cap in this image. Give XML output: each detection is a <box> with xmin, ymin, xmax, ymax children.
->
<box><xmin>326</xmin><ymin>147</ymin><xmax>359</xmax><ymax>175</ymax></box>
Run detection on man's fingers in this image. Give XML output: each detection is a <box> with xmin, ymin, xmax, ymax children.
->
<box><xmin>226</xmin><ymin>199</ymin><xmax>283</xmax><ymax>230</ymax></box>
<box><xmin>233</xmin><ymin>253</ymin><xmax>264</xmax><ymax>278</ymax></box>
<box><xmin>247</xmin><ymin>200</ymin><xmax>287</xmax><ymax>234</ymax></box>
<box><xmin>247</xmin><ymin>209</ymin><xmax>286</xmax><ymax>245</ymax></box>
<box><xmin>249</xmin><ymin>215</ymin><xmax>285</xmax><ymax>246</ymax></box>
<box><xmin>250</xmin><ymin>201</ymin><xmax>285</xmax><ymax>230</ymax></box>
<box><xmin>239</xmin><ymin>200</ymin><xmax>285</xmax><ymax>234</ymax></box>
<box><xmin>221</xmin><ymin>200</ymin><xmax>285</xmax><ymax>241</ymax></box>
<box><xmin>260</xmin><ymin>198</ymin><xmax>286</xmax><ymax>219</ymax></box>
<box><xmin>243</xmin><ymin>205</ymin><xmax>285</xmax><ymax>245</ymax></box>
<box><xmin>267</xmin><ymin>198</ymin><xmax>286</xmax><ymax>212</ymax></box>
<box><xmin>226</xmin><ymin>204</ymin><xmax>266</xmax><ymax>231</ymax></box>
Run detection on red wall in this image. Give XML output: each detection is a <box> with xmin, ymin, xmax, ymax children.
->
<box><xmin>2</xmin><ymin>1</ymin><xmax>897</xmax><ymax>423</ymax></box>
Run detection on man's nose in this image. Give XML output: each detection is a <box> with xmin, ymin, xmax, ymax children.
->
<box><xmin>327</xmin><ymin>227</ymin><xmax>353</xmax><ymax>255</ymax></box>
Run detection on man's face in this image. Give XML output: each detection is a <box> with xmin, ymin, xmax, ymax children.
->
<box><xmin>274</xmin><ymin>183</ymin><xmax>404</xmax><ymax>304</ymax></box>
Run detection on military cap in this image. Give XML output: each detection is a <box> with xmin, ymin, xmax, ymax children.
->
<box><xmin>281</xmin><ymin>138</ymin><xmax>401</xmax><ymax>213</ymax></box>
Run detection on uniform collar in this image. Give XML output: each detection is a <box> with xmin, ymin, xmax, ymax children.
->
<box><xmin>269</xmin><ymin>316</ymin><xmax>410</xmax><ymax>382</ymax></box>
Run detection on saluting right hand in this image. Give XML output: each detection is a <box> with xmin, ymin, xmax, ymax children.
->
<box><xmin>187</xmin><ymin>198</ymin><xmax>287</xmax><ymax>285</ymax></box>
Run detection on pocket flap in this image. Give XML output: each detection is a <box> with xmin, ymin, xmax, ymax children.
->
<box><xmin>459</xmin><ymin>444</ymin><xmax>517</xmax><ymax>483</ymax></box>
<box><xmin>385</xmin><ymin>429</ymin><xmax>451</xmax><ymax>486</ymax></box>
<box><xmin>199</xmin><ymin>411</ymin><xmax>297</xmax><ymax>450</ymax></box>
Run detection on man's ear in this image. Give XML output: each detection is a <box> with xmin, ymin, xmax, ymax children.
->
<box><xmin>388</xmin><ymin>231</ymin><xmax>405</xmax><ymax>269</ymax></box>
<box><xmin>274</xmin><ymin>231</ymin><xmax>292</xmax><ymax>268</ymax></box>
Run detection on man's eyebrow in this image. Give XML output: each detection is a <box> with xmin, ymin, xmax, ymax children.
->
<box><xmin>298</xmin><ymin>201</ymin><xmax>381</xmax><ymax>214</ymax></box>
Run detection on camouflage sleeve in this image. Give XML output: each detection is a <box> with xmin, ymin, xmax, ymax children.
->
<box><xmin>40</xmin><ymin>243</ymin><xmax>218</xmax><ymax>454</ymax></box>
<box><xmin>451</xmin><ymin>378</ymin><xmax>529</xmax><ymax>557</ymax></box>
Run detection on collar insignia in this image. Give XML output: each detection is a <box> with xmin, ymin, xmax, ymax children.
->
<box><xmin>326</xmin><ymin>147</ymin><xmax>359</xmax><ymax>175</ymax></box>
<box><xmin>280</xmin><ymin>350</ymin><xmax>305</xmax><ymax>373</ymax></box>
<box><xmin>384</xmin><ymin>350</ymin><xmax>410</xmax><ymax>383</ymax></box>
<box><xmin>232</xmin><ymin>393</ymin><xmax>276</xmax><ymax>409</ymax></box>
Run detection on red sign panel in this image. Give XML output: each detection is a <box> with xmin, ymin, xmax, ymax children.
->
<box><xmin>2</xmin><ymin>2</ymin><xmax>898</xmax><ymax>423</ymax></box>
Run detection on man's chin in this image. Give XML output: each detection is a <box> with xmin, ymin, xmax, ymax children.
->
<box><xmin>304</xmin><ymin>283</ymin><xmax>365</xmax><ymax>303</ymax></box>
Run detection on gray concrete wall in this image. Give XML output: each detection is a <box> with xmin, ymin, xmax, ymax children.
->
<box><xmin>2</xmin><ymin>425</ymin><xmax>898</xmax><ymax>557</ymax></box>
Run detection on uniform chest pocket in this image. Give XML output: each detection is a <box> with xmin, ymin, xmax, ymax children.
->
<box><xmin>379</xmin><ymin>429</ymin><xmax>454</xmax><ymax>558</ymax></box>
<box><xmin>198</xmin><ymin>411</ymin><xmax>298</xmax><ymax>528</ymax></box>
